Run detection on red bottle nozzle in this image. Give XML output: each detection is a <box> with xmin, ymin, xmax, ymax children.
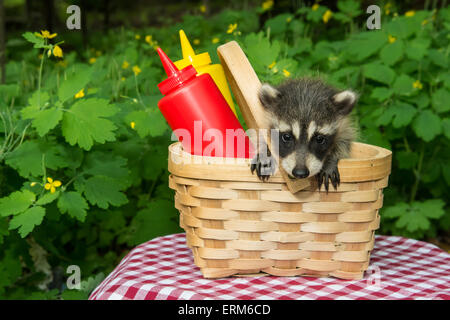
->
<box><xmin>157</xmin><ymin>47</ymin><xmax>179</xmax><ymax>77</ymax></box>
<box><xmin>157</xmin><ymin>47</ymin><xmax>197</xmax><ymax>95</ymax></box>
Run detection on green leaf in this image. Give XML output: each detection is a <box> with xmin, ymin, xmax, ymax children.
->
<box><xmin>61</xmin><ymin>290</ymin><xmax>88</xmax><ymax>300</ymax></box>
<box><xmin>244</xmin><ymin>32</ymin><xmax>280</xmax><ymax>71</ymax></box>
<box><xmin>83</xmin><ymin>152</ymin><xmax>131</xmax><ymax>188</ymax></box>
<box><xmin>337</xmin><ymin>0</ymin><xmax>361</xmax><ymax>17</ymax></box>
<box><xmin>375</xmin><ymin>109</ymin><xmax>395</xmax><ymax>126</ymax></box>
<box><xmin>61</xmin><ymin>98</ymin><xmax>118</xmax><ymax>150</ymax></box>
<box><xmin>405</xmin><ymin>38</ymin><xmax>430</xmax><ymax>61</ymax></box>
<box><xmin>370</xmin><ymin>87</ymin><xmax>394</xmax><ymax>101</ymax></box>
<box><xmin>83</xmin><ymin>176</ymin><xmax>128</xmax><ymax>209</ymax></box>
<box><xmin>125</xmin><ymin>110</ymin><xmax>168</xmax><ymax>138</ymax></box>
<box><xmin>58</xmin><ymin>67</ymin><xmax>92</xmax><ymax>103</ymax></box>
<box><xmin>412</xmin><ymin>110</ymin><xmax>442</xmax><ymax>142</ymax></box>
<box><xmin>363</xmin><ymin>63</ymin><xmax>395</xmax><ymax>85</ymax></box>
<box><xmin>442</xmin><ymin>118</ymin><xmax>450</xmax><ymax>139</ymax></box>
<box><xmin>9</xmin><ymin>206</ymin><xmax>46</xmax><ymax>238</ymax></box>
<box><xmin>393</xmin><ymin>74</ymin><xmax>415</xmax><ymax>96</ymax></box>
<box><xmin>0</xmin><ymin>249</ymin><xmax>22</xmax><ymax>291</ymax></box>
<box><xmin>393</xmin><ymin>200</ymin><xmax>446</xmax><ymax>233</ymax></box>
<box><xmin>36</xmin><ymin>191</ymin><xmax>60</xmax><ymax>206</ymax></box>
<box><xmin>32</xmin><ymin>108</ymin><xmax>63</xmax><ymax>136</ymax></box>
<box><xmin>391</xmin><ymin>102</ymin><xmax>417</xmax><ymax>128</ymax></box>
<box><xmin>380</xmin><ymin>40</ymin><xmax>404</xmax><ymax>66</ymax></box>
<box><xmin>346</xmin><ymin>31</ymin><xmax>387</xmax><ymax>61</ymax></box>
<box><xmin>57</xmin><ymin>192</ymin><xmax>89</xmax><ymax>222</ymax></box>
<box><xmin>0</xmin><ymin>84</ymin><xmax>20</xmax><ymax>101</ymax></box>
<box><xmin>395</xmin><ymin>206</ymin><xmax>429</xmax><ymax>232</ymax></box>
<box><xmin>128</xmin><ymin>200</ymin><xmax>180</xmax><ymax>245</ymax></box>
<box><xmin>361</xmin><ymin>127</ymin><xmax>391</xmax><ymax>149</ymax></box>
<box><xmin>22</xmin><ymin>32</ymin><xmax>46</xmax><ymax>49</ymax></box>
<box><xmin>385</xmin><ymin>17</ymin><xmax>419</xmax><ymax>39</ymax></box>
<box><xmin>382</xmin><ymin>202</ymin><xmax>409</xmax><ymax>218</ymax></box>
<box><xmin>431</xmin><ymin>88</ymin><xmax>450</xmax><ymax>113</ymax></box>
<box><xmin>417</xmin><ymin>200</ymin><xmax>445</xmax><ymax>219</ymax></box>
<box><xmin>5</xmin><ymin>140</ymin><xmax>70</xmax><ymax>178</ymax></box>
<box><xmin>428</xmin><ymin>49</ymin><xmax>448</xmax><ymax>68</ymax></box>
<box><xmin>28</xmin><ymin>91</ymin><xmax>50</xmax><ymax>109</ymax></box>
<box><xmin>0</xmin><ymin>190</ymin><xmax>36</xmax><ymax>217</ymax></box>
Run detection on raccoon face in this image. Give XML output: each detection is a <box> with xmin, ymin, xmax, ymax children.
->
<box><xmin>258</xmin><ymin>79</ymin><xmax>357</xmax><ymax>179</ymax></box>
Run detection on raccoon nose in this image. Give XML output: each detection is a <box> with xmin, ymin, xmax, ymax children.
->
<box><xmin>292</xmin><ymin>168</ymin><xmax>309</xmax><ymax>179</ymax></box>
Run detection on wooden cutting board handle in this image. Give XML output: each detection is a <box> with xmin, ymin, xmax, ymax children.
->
<box><xmin>217</xmin><ymin>41</ymin><xmax>310</xmax><ymax>193</ymax></box>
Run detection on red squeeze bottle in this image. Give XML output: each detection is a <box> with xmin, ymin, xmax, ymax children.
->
<box><xmin>156</xmin><ymin>47</ymin><xmax>253</xmax><ymax>158</ymax></box>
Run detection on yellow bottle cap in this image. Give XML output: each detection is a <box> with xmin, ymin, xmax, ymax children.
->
<box><xmin>174</xmin><ymin>30</ymin><xmax>212</xmax><ymax>70</ymax></box>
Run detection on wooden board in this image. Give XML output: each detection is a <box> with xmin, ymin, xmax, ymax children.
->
<box><xmin>217</xmin><ymin>41</ymin><xmax>310</xmax><ymax>193</ymax></box>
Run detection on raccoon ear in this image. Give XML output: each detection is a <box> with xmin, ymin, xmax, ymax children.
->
<box><xmin>259</xmin><ymin>83</ymin><xmax>281</xmax><ymax>109</ymax></box>
<box><xmin>331</xmin><ymin>90</ymin><xmax>358</xmax><ymax>115</ymax></box>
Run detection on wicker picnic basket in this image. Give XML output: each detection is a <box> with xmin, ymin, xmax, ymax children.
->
<box><xmin>168</xmin><ymin>141</ymin><xmax>392</xmax><ymax>280</ymax></box>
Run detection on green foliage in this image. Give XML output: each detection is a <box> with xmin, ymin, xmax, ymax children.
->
<box><xmin>0</xmin><ymin>1</ymin><xmax>448</xmax><ymax>300</ymax></box>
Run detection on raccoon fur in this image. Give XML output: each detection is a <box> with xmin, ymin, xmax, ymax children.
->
<box><xmin>250</xmin><ymin>77</ymin><xmax>358</xmax><ymax>191</ymax></box>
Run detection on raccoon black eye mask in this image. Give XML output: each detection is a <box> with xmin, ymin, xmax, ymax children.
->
<box><xmin>250</xmin><ymin>77</ymin><xmax>358</xmax><ymax>192</ymax></box>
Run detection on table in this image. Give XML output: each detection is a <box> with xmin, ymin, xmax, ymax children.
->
<box><xmin>89</xmin><ymin>233</ymin><xmax>450</xmax><ymax>300</ymax></box>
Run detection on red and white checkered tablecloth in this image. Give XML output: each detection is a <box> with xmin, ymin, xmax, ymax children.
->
<box><xmin>89</xmin><ymin>233</ymin><xmax>450</xmax><ymax>300</ymax></box>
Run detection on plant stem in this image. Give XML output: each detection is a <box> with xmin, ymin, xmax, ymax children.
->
<box><xmin>410</xmin><ymin>143</ymin><xmax>425</xmax><ymax>203</ymax></box>
<box><xmin>37</xmin><ymin>43</ymin><xmax>46</xmax><ymax>108</ymax></box>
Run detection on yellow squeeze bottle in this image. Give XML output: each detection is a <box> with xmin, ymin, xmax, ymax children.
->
<box><xmin>174</xmin><ymin>30</ymin><xmax>237</xmax><ymax>116</ymax></box>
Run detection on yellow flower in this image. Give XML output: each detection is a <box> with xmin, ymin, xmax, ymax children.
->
<box><xmin>312</xmin><ymin>3</ymin><xmax>319</xmax><ymax>11</ymax></box>
<box><xmin>135</xmin><ymin>34</ymin><xmax>141</xmax><ymax>40</ymax></box>
<box><xmin>268</xmin><ymin>61</ymin><xmax>276</xmax><ymax>69</ymax></box>
<box><xmin>121</xmin><ymin>77</ymin><xmax>126</xmax><ymax>81</ymax></box>
<box><xmin>30</xmin><ymin>182</ymin><xmax>37</xmax><ymax>187</ymax></box>
<box><xmin>132</xmin><ymin>65</ymin><xmax>141</xmax><ymax>76</ymax></box>
<box><xmin>262</xmin><ymin>0</ymin><xmax>274</xmax><ymax>11</ymax></box>
<box><xmin>122</xmin><ymin>60</ymin><xmax>130</xmax><ymax>69</ymax></box>
<box><xmin>413</xmin><ymin>80</ymin><xmax>423</xmax><ymax>90</ymax></box>
<box><xmin>36</xmin><ymin>30</ymin><xmax>57</xmax><ymax>39</ymax></box>
<box><xmin>44</xmin><ymin>177</ymin><xmax>62</xmax><ymax>194</ymax></box>
<box><xmin>283</xmin><ymin>69</ymin><xmax>290</xmax><ymax>77</ymax></box>
<box><xmin>286</xmin><ymin>17</ymin><xmax>292</xmax><ymax>23</ymax></box>
<box><xmin>422</xmin><ymin>19</ymin><xmax>429</xmax><ymax>26</ymax></box>
<box><xmin>227</xmin><ymin>23</ymin><xmax>238</xmax><ymax>34</ymax></box>
<box><xmin>405</xmin><ymin>10</ymin><xmax>415</xmax><ymax>17</ymax></box>
<box><xmin>53</xmin><ymin>45</ymin><xmax>63</xmax><ymax>58</ymax></box>
<box><xmin>384</xmin><ymin>2</ymin><xmax>392</xmax><ymax>15</ymax></box>
<box><xmin>193</xmin><ymin>39</ymin><xmax>200</xmax><ymax>45</ymax></box>
<box><xmin>212</xmin><ymin>37</ymin><xmax>220</xmax><ymax>44</ymax></box>
<box><xmin>328</xmin><ymin>55</ymin><xmax>338</xmax><ymax>62</ymax></box>
<box><xmin>89</xmin><ymin>57</ymin><xmax>96</xmax><ymax>64</ymax></box>
<box><xmin>388</xmin><ymin>35</ymin><xmax>396</xmax><ymax>43</ymax></box>
<box><xmin>74</xmin><ymin>88</ymin><xmax>85</xmax><ymax>99</ymax></box>
<box><xmin>57</xmin><ymin>60</ymin><xmax>68</xmax><ymax>68</ymax></box>
<box><xmin>130</xmin><ymin>121</ymin><xmax>136</xmax><ymax>129</ymax></box>
<box><xmin>145</xmin><ymin>35</ymin><xmax>153</xmax><ymax>44</ymax></box>
<box><xmin>199</xmin><ymin>4</ymin><xmax>206</xmax><ymax>13</ymax></box>
<box><xmin>323</xmin><ymin>10</ymin><xmax>332</xmax><ymax>23</ymax></box>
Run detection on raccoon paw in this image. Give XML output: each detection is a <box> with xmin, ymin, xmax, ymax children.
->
<box><xmin>250</xmin><ymin>154</ymin><xmax>276</xmax><ymax>182</ymax></box>
<box><xmin>316</xmin><ymin>165</ymin><xmax>340</xmax><ymax>192</ymax></box>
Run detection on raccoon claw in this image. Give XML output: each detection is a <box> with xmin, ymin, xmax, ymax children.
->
<box><xmin>251</xmin><ymin>154</ymin><xmax>276</xmax><ymax>182</ymax></box>
<box><xmin>316</xmin><ymin>166</ymin><xmax>340</xmax><ymax>192</ymax></box>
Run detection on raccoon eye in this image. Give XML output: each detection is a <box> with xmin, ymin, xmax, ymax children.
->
<box><xmin>281</xmin><ymin>133</ymin><xmax>293</xmax><ymax>143</ymax></box>
<box><xmin>315</xmin><ymin>134</ymin><xmax>326</xmax><ymax>144</ymax></box>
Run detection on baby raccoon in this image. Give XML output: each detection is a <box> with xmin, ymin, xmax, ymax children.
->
<box><xmin>250</xmin><ymin>78</ymin><xmax>358</xmax><ymax>191</ymax></box>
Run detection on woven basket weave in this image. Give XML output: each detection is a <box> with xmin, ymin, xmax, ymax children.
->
<box><xmin>168</xmin><ymin>142</ymin><xmax>392</xmax><ymax>280</ymax></box>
